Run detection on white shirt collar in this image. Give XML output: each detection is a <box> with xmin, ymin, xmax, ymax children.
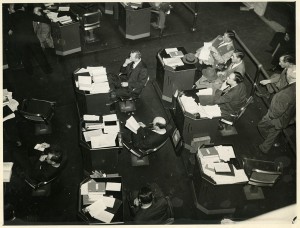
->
<box><xmin>133</xmin><ymin>59</ymin><xmax>141</xmax><ymax>69</ymax></box>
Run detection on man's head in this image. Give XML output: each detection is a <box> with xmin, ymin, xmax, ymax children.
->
<box><xmin>223</xmin><ymin>30</ymin><xmax>235</xmax><ymax>42</ymax></box>
<box><xmin>152</xmin><ymin>117</ymin><xmax>167</xmax><ymax>130</ymax></box>
<box><xmin>279</xmin><ymin>54</ymin><xmax>295</xmax><ymax>69</ymax></box>
<box><xmin>45</xmin><ymin>145</ymin><xmax>63</xmax><ymax>166</ymax></box>
<box><xmin>129</xmin><ymin>50</ymin><xmax>142</xmax><ymax>63</ymax></box>
<box><xmin>138</xmin><ymin>186</ymin><xmax>153</xmax><ymax>205</ymax></box>
<box><xmin>231</xmin><ymin>50</ymin><xmax>244</xmax><ymax>63</ymax></box>
<box><xmin>286</xmin><ymin>64</ymin><xmax>296</xmax><ymax>84</ymax></box>
<box><xmin>226</xmin><ymin>72</ymin><xmax>244</xmax><ymax>86</ymax></box>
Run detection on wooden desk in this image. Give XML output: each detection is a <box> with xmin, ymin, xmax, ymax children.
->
<box><xmin>156</xmin><ymin>47</ymin><xmax>196</xmax><ymax>103</ymax></box>
<box><xmin>79</xmin><ymin>119</ymin><xmax>123</xmax><ymax>173</ymax></box>
<box><xmin>118</xmin><ymin>3</ymin><xmax>151</xmax><ymax>40</ymax></box>
<box><xmin>190</xmin><ymin>145</ymin><xmax>248</xmax><ymax>214</ymax></box>
<box><xmin>174</xmin><ymin>89</ymin><xmax>220</xmax><ymax>151</ymax></box>
<box><xmin>73</xmin><ymin>70</ymin><xmax>111</xmax><ymax>116</ymax></box>
<box><xmin>78</xmin><ymin>176</ymin><xmax>124</xmax><ymax>224</ymax></box>
<box><xmin>51</xmin><ymin>11</ymin><xmax>81</xmax><ymax>56</ymax></box>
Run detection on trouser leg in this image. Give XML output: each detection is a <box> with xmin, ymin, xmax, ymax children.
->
<box><xmin>31</xmin><ymin>42</ymin><xmax>52</xmax><ymax>74</ymax></box>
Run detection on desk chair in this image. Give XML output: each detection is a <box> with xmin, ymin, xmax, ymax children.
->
<box><xmin>242</xmin><ymin>158</ymin><xmax>283</xmax><ymax>200</ymax></box>
<box><xmin>80</xmin><ymin>10</ymin><xmax>102</xmax><ymax>44</ymax></box>
<box><xmin>19</xmin><ymin>98</ymin><xmax>56</xmax><ymax>135</ymax></box>
<box><xmin>123</xmin><ymin>125</ymin><xmax>173</xmax><ymax>166</ymax></box>
<box><xmin>25</xmin><ymin>154</ymin><xmax>68</xmax><ymax>197</ymax></box>
<box><xmin>119</xmin><ymin>76</ymin><xmax>150</xmax><ymax>115</ymax></box>
<box><xmin>219</xmin><ymin>96</ymin><xmax>253</xmax><ymax>136</ymax></box>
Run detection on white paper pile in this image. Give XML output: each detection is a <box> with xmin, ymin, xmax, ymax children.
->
<box><xmin>163</xmin><ymin>57</ymin><xmax>184</xmax><ymax>67</ymax></box>
<box><xmin>3</xmin><ymin>162</ymin><xmax>14</xmax><ymax>182</ymax></box>
<box><xmin>215</xmin><ymin>145</ymin><xmax>235</xmax><ymax>162</ymax></box>
<box><xmin>179</xmin><ymin>95</ymin><xmax>199</xmax><ymax>115</ymax></box>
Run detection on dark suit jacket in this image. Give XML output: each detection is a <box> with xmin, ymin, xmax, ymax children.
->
<box><xmin>268</xmin><ymin>82</ymin><xmax>296</xmax><ymax>129</ymax></box>
<box><xmin>120</xmin><ymin>60</ymin><xmax>148</xmax><ymax>95</ymax></box>
<box><xmin>214</xmin><ymin>83</ymin><xmax>247</xmax><ymax>118</ymax></box>
<box><xmin>223</xmin><ymin>61</ymin><xmax>246</xmax><ymax>78</ymax></box>
<box><xmin>132</xmin><ymin>125</ymin><xmax>171</xmax><ymax>150</ymax></box>
<box><xmin>9</xmin><ymin>10</ymin><xmax>51</xmax><ymax>45</ymax></box>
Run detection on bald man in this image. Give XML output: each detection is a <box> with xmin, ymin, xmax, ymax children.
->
<box><xmin>132</xmin><ymin>117</ymin><xmax>171</xmax><ymax>150</ymax></box>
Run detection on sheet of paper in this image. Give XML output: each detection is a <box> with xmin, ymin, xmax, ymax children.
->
<box><xmin>83</xmin><ymin>114</ymin><xmax>100</xmax><ymax>121</ymax></box>
<box><xmin>81</xmin><ymin>182</ymin><xmax>88</xmax><ymax>195</ymax></box>
<box><xmin>196</xmin><ymin>88</ymin><xmax>213</xmax><ymax>96</ymax></box>
<box><xmin>90</xmin><ymin>133</ymin><xmax>117</xmax><ymax>148</ymax></box>
<box><xmin>91</xmin><ymin>210</ymin><xmax>114</xmax><ymax>223</ymax></box>
<box><xmin>83</xmin><ymin>129</ymin><xmax>103</xmax><ymax>142</ymax></box>
<box><xmin>214</xmin><ymin>163</ymin><xmax>231</xmax><ymax>172</ymax></box>
<box><xmin>58</xmin><ymin>6</ymin><xmax>70</xmax><ymax>11</ymax></box>
<box><xmin>76</xmin><ymin>68</ymin><xmax>89</xmax><ymax>74</ymax></box>
<box><xmin>93</xmin><ymin>75</ymin><xmax>108</xmax><ymax>83</ymax></box>
<box><xmin>165</xmin><ymin>48</ymin><xmax>178</xmax><ymax>54</ymax></box>
<box><xmin>106</xmin><ymin>182</ymin><xmax>121</xmax><ymax>191</ymax></box>
<box><xmin>87</xmin><ymin>198</ymin><xmax>106</xmax><ymax>213</ymax></box>
<box><xmin>202</xmin><ymin>105</ymin><xmax>222</xmax><ymax>119</ymax></box>
<box><xmin>90</xmin><ymin>82</ymin><xmax>110</xmax><ymax>94</ymax></box>
<box><xmin>163</xmin><ymin>57</ymin><xmax>184</xmax><ymax>67</ymax></box>
<box><xmin>215</xmin><ymin>145</ymin><xmax>235</xmax><ymax>161</ymax></box>
<box><xmin>103</xmin><ymin>121</ymin><xmax>120</xmax><ymax>133</ymax></box>
<box><xmin>103</xmin><ymin>114</ymin><xmax>117</xmax><ymax>122</ymax></box>
<box><xmin>3</xmin><ymin>162</ymin><xmax>13</xmax><ymax>182</ymax></box>
<box><xmin>102</xmin><ymin>196</ymin><xmax>116</xmax><ymax>208</ymax></box>
<box><xmin>125</xmin><ymin>116</ymin><xmax>140</xmax><ymax>134</ymax></box>
<box><xmin>78</xmin><ymin>76</ymin><xmax>92</xmax><ymax>85</ymax></box>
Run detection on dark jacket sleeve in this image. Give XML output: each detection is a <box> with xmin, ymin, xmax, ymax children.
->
<box><xmin>128</xmin><ymin>65</ymin><xmax>148</xmax><ymax>91</ymax></box>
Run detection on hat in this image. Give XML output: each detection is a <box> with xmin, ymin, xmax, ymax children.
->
<box><xmin>202</xmin><ymin>67</ymin><xmax>217</xmax><ymax>82</ymax></box>
<box><xmin>182</xmin><ymin>53</ymin><xmax>198</xmax><ymax>64</ymax></box>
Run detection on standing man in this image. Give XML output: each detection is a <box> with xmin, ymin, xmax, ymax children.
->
<box><xmin>8</xmin><ymin>4</ymin><xmax>53</xmax><ymax>75</ymax></box>
<box><xmin>257</xmin><ymin>65</ymin><xmax>296</xmax><ymax>154</ymax></box>
<box><xmin>256</xmin><ymin>54</ymin><xmax>295</xmax><ymax>99</ymax></box>
<box><xmin>107</xmin><ymin>50</ymin><xmax>148</xmax><ymax>104</ymax></box>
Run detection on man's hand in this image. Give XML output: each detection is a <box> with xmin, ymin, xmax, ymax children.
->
<box><xmin>220</xmin><ymin>81</ymin><xmax>228</xmax><ymax>91</ymax></box>
<box><xmin>39</xmin><ymin>155</ymin><xmax>47</xmax><ymax>162</ymax></box>
<box><xmin>123</xmin><ymin>58</ymin><xmax>133</xmax><ymax>67</ymax></box>
<box><xmin>210</xmin><ymin>46</ymin><xmax>218</xmax><ymax>54</ymax></box>
<box><xmin>138</xmin><ymin>122</ymin><xmax>146</xmax><ymax>128</ymax></box>
<box><xmin>8</xmin><ymin>30</ymin><xmax>13</xmax><ymax>36</ymax></box>
<box><xmin>121</xmin><ymin>82</ymin><xmax>128</xmax><ymax>87</ymax></box>
<box><xmin>260</xmin><ymin>79</ymin><xmax>271</xmax><ymax>85</ymax></box>
<box><xmin>217</xmin><ymin>71</ymin><xmax>225</xmax><ymax>76</ymax></box>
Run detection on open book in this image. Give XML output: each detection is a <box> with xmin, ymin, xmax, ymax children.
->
<box><xmin>125</xmin><ymin>116</ymin><xmax>140</xmax><ymax>134</ymax></box>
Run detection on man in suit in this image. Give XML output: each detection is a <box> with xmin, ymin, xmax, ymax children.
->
<box><xmin>213</xmin><ymin>72</ymin><xmax>247</xmax><ymax>122</ymax></box>
<box><xmin>257</xmin><ymin>65</ymin><xmax>296</xmax><ymax>154</ymax></box>
<box><xmin>132</xmin><ymin>117</ymin><xmax>170</xmax><ymax>150</ymax></box>
<box><xmin>108</xmin><ymin>50</ymin><xmax>148</xmax><ymax>104</ymax></box>
<box><xmin>195</xmin><ymin>30</ymin><xmax>235</xmax><ymax>67</ymax></box>
<box><xmin>217</xmin><ymin>49</ymin><xmax>246</xmax><ymax>80</ymax></box>
<box><xmin>8</xmin><ymin>4</ymin><xmax>52</xmax><ymax>75</ymax></box>
<box><xmin>256</xmin><ymin>54</ymin><xmax>295</xmax><ymax>99</ymax></box>
<box><xmin>127</xmin><ymin>184</ymin><xmax>170</xmax><ymax>224</ymax></box>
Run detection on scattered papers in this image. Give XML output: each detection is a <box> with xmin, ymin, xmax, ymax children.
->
<box><xmin>201</xmin><ymin>105</ymin><xmax>222</xmax><ymax>119</ymax></box>
<box><xmin>90</xmin><ymin>209</ymin><xmax>114</xmax><ymax>223</ymax></box>
<box><xmin>83</xmin><ymin>114</ymin><xmax>100</xmax><ymax>121</ymax></box>
<box><xmin>103</xmin><ymin>114</ymin><xmax>117</xmax><ymax>122</ymax></box>
<box><xmin>85</xmin><ymin>122</ymin><xmax>103</xmax><ymax>130</ymax></box>
<box><xmin>3</xmin><ymin>162</ymin><xmax>13</xmax><ymax>182</ymax></box>
<box><xmin>34</xmin><ymin>143</ymin><xmax>50</xmax><ymax>151</ymax></box>
<box><xmin>179</xmin><ymin>95</ymin><xmax>199</xmax><ymax>114</ymax></box>
<box><xmin>83</xmin><ymin>129</ymin><xmax>102</xmax><ymax>142</ymax></box>
<box><xmin>214</xmin><ymin>163</ymin><xmax>231</xmax><ymax>173</ymax></box>
<box><xmin>8</xmin><ymin>99</ymin><xmax>19</xmax><ymax>112</ymax></box>
<box><xmin>106</xmin><ymin>182</ymin><xmax>121</xmax><ymax>191</ymax></box>
<box><xmin>125</xmin><ymin>116</ymin><xmax>140</xmax><ymax>134</ymax></box>
<box><xmin>196</xmin><ymin>88</ymin><xmax>213</xmax><ymax>96</ymax></box>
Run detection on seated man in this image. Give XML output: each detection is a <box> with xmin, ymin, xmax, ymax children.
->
<box><xmin>128</xmin><ymin>184</ymin><xmax>170</xmax><ymax>224</ymax></box>
<box><xmin>256</xmin><ymin>54</ymin><xmax>295</xmax><ymax>99</ymax></box>
<box><xmin>131</xmin><ymin>117</ymin><xmax>171</xmax><ymax>150</ymax></box>
<box><xmin>195</xmin><ymin>30</ymin><xmax>235</xmax><ymax>67</ymax></box>
<box><xmin>29</xmin><ymin>145</ymin><xmax>64</xmax><ymax>182</ymax></box>
<box><xmin>213</xmin><ymin>72</ymin><xmax>247</xmax><ymax>123</ymax></box>
<box><xmin>194</xmin><ymin>66</ymin><xmax>223</xmax><ymax>95</ymax></box>
<box><xmin>107</xmin><ymin>50</ymin><xmax>148</xmax><ymax>104</ymax></box>
<box><xmin>217</xmin><ymin>49</ymin><xmax>246</xmax><ymax>81</ymax></box>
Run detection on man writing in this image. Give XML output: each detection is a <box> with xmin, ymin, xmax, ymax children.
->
<box><xmin>107</xmin><ymin>50</ymin><xmax>148</xmax><ymax>104</ymax></box>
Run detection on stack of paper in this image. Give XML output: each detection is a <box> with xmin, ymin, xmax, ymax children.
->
<box><xmin>83</xmin><ymin>114</ymin><xmax>100</xmax><ymax>121</ymax></box>
<box><xmin>78</xmin><ymin>76</ymin><xmax>92</xmax><ymax>91</ymax></box>
<box><xmin>125</xmin><ymin>116</ymin><xmax>140</xmax><ymax>134</ymax></box>
<box><xmin>202</xmin><ymin>105</ymin><xmax>222</xmax><ymax>119</ymax></box>
<box><xmin>199</xmin><ymin>42</ymin><xmax>212</xmax><ymax>61</ymax></box>
<box><xmin>83</xmin><ymin>129</ymin><xmax>102</xmax><ymax>142</ymax></box>
<box><xmin>163</xmin><ymin>57</ymin><xmax>184</xmax><ymax>67</ymax></box>
<box><xmin>179</xmin><ymin>95</ymin><xmax>199</xmax><ymax>115</ymax></box>
<box><xmin>103</xmin><ymin>114</ymin><xmax>119</xmax><ymax>133</ymax></box>
<box><xmin>85</xmin><ymin>122</ymin><xmax>103</xmax><ymax>130</ymax></box>
<box><xmin>58</xmin><ymin>6</ymin><xmax>70</xmax><ymax>11</ymax></box>
<box><xmin>196</xmin><ymin>88</ymin><xmax>213</xmax><ymax>96</ymax></box>
<box><xmin>58</xmin><ymin>15</ymin><xmax>73</xmax><ymax>24</ymax></box>
<box><xmin>3</xmin><ymin>162</ymin><xmax>14</xmax><ymax>182</ymax></box>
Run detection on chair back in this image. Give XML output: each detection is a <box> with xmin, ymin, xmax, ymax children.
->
<box><xmin>82</xmin><ymin>10</ymin><xmax>101</xmax><ymax>30</ymax></box>
<box><xmin>243</xmin><ymin>158</ymin><xmax>282</xmax><ymax>188</ymax></box>
<box><xmin>235</xmin><ymin>96</ymin><xmax>253</xmax><ymax>120</ymax></box>
<box><xmin>19</xmin><ymin>98</ymin><xmax>56</xmax><ymax>124</ymax></box>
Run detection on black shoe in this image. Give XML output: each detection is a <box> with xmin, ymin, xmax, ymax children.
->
<box><xmin>255</xmin><ymin>91</ymin><xmax>270</xmax><ymax>99</ymax></box>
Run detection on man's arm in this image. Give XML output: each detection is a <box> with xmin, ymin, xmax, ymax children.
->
<box><xmin>269</xmin><ymin>93</ymin><xmax>292</xmax><ymax>119</ymax></box>
<box><xmin>128</xmin><ymin>67</ymin><xmax>148</xmax><ymax>90</ymax></box>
